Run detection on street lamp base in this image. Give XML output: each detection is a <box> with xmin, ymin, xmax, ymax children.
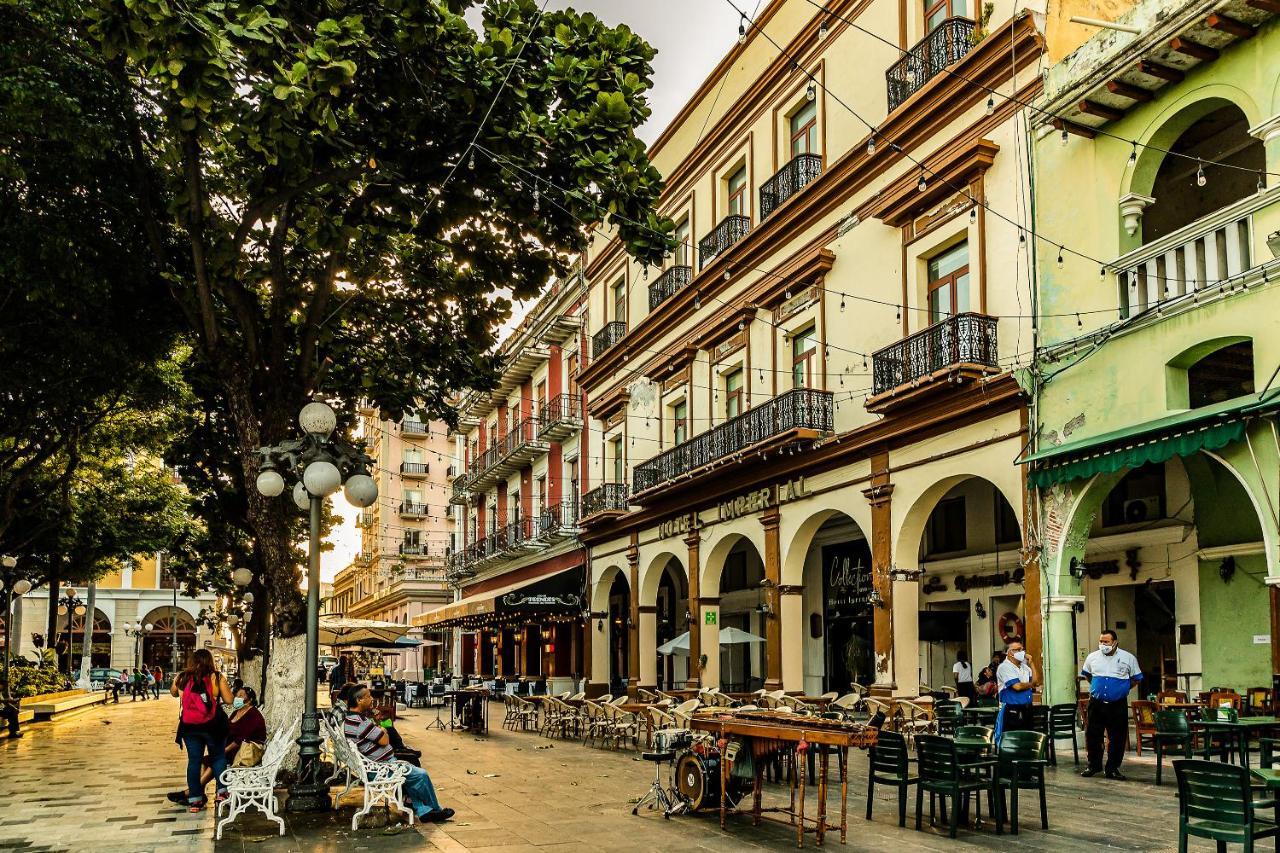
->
<box><xmin>284</xmin><ymin>780</ymin><xmax>332</xmax><ymax>812</ymax></box>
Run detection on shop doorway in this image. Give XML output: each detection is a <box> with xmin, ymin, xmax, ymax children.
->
<box><xmin>920</xmin><ymin>602</ymin><xmax>970</xmax><ymax>690</ymax></box>
<box><xmin>1105</xmin><ymin>581</ymin><xmax>1177</xmax><ymax>696</ymax></box>
<box><xmin>821</xmin><ymin>539</ymin><xmax>874</xmax><ymax>692</ymax></box>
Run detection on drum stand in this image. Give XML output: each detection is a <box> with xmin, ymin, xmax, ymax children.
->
<box><xmin>632</xmin><ymin>750</ymin><xmax>679</xmax><ymax>818</ymax></box>
<box><xmin>426</xmin><ymin>700</ymin><xmax>448</xmax><ymax>731</ymax></box>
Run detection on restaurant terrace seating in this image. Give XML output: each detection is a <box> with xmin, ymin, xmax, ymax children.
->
<box><xmin>1132</xmin><ymin>700</ymin><xmax>1157</xmax><ymax>755</ymax></box>
<box><xmin>994</xmin><ymin>731</ymin><xmax>1049</xmax><ymax>835</ymax></box>
<box><xmin>1174</xmin><ymin>759</ymin><xmax>1280</xmax><ymax>852</ymax></box>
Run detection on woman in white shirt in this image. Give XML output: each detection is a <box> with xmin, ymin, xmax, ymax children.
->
<box><xmin>952</xmin><ymin>650</ymin><xmax>976</xmax><ymax>701</ymax></box>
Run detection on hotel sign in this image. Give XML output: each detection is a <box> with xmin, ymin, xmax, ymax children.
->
<box><xmin>717</xmin><ymin>476</ymin><xmax>811</xmax><ymax>521</ymax></box>
<box><xmin>657</xmin><ymin>512</ymin><xmax>703</xmax><ymax>539</ymax></box>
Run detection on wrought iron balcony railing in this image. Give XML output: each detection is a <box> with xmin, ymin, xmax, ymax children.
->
<box><xmin>535</xmin><ymin>499</ymin><xmax>579</xmax><ymax>540</ymax></box>
<box><xmin>592</xmin><ymin>321</ymin><xmax>627</xmax><ymax>359</ymax></box>
<box><xmin>698</xmin><ymin>214</ymin><xmax>751</xmax><ymax>268</ymax></box>
<box><xmin>537</xmin><ymin>393</ymin><xmax>582</xmax><ymax>440</ymax></box>
<box><xmin>885</xmin><ymin>18</ymin><xmax>975</xmax><ymax>113</ymax></box>
<box><xmin>357</xmin><ymin>512</ymin><xmax>375</xmax><ymax>528</ymax></box>
<box><xmin>399</xmin><ymin>543</ymin><xmax>426</xmax><ymax>557</ymax></box>
<box><xmin>648</xmin><ymin>265</ymin><xmax>693</xmax><ymax>311</ymax></box>
<box><xmin>400</xmin><ymin>461</ymin><xmax>429</xmax><ymax>477</ymax></box>
<box><xmin>760</xmin><ymin>154</ymin><xmax>823</xmax><ymax>221</ymax></box>
<box><xmin>449</xmin><ymin>477</ymin><xmax>469</xmax><ymax>505</ymax></box>
<box><xmin>446</xmin><ymin>464</ymin><xmax>457</xmax><ymax>478</ymax></box>
<box><xmin>632</xmin><ymin>388</ymin><xmax>834</xmax><ymax>495</ymax></box>
<box><xmin>582</xmin><ymin>483</ymin><xmax>629</xmax><ymax>518</ymax></box>
<box><xmin>401</xmin><ymin>420</ymin><xmax>428</xmax><ymax>435</ymax></box>
<box><xmin>870</xmin><ymin>312</ymin><xmax>998</xmax><ymax>395</ymax></box>
<box><xmin>398</xmin><ymin>501</ymin><xmax>428</xmax><ymax>517</ymax></box>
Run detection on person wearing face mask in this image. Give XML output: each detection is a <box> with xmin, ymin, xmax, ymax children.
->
<box><xmin>166</xmin><ymin>687</ymin><xmax>266</xmax><ymax>805</ymax></box>
<box><xmin>1079</xmin><ymin>629</ymin><xmax>1142</xmax><ymax>780</ymax></box>
<box><xmin>994</xmin><ymin>640</ymin><xmax>1037</xmax><ymax>742</ymax></box>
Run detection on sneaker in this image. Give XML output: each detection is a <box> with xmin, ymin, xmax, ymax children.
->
<box><xmin>166</xmin><ymin>791</ymin><xmax>188</xmax><ymax>805</ymax></box>
<box><xmin>1079</xmin><ymin>768</ymin><xmax>1102</xmax><ymax>778</ymax></box>
<box><xmin>188</xmin><ymin>800</ymin><xmax>206</xmax><ymax>813</ymax></box>
<box><xmin>1105</xmin><ymin>770</ymin><xmax>1127</xmax><ymax>781</ymax></box>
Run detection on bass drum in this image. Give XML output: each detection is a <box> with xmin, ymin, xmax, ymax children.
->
<box><xmin>675</xmin><ymin>751</ymin><xmax>745</xmax><ymax>811</ymax></box>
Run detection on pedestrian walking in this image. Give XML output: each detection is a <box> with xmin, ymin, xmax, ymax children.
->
<box><xmin>170</xmin><ymin>648</ymin><xmax>233</xmax><ymax>812</ymax></box>
<box><xmin>131</xmin><ymin>667</ymin><xmax>148</xmax><ymax>701</ymax></box>
<box><xmin>151</xmin><ymin>666</ymin><xmax>163</xmax><ymax>699</ymax></box>
<box><xmin>1080</xmin><ymin>629</ymin><xmax>1142</xmax><ymax>780</ymax></box>
<box><xmin>952</xmin><ymin>649</ymin><xmax>977</xmax><ymax>702</ymax></box>
<box><xmin>113</xmin><ymin>669</ymin><xmax>128</xmax><ymax>703</ymax></box>
<box><xmin>167</xmin><ymin>685</ymin><xmax>265</xmax><ymax>805</ymax></box>
<box><xmin>994</xmin><ymin>640</ymin><xmax>1036</xmax><ymax>742</ymax></box>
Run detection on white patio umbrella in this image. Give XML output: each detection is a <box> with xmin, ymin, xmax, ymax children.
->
<box><xmin>657</xmin><ymin>631</ymin><xmax>691</xmax><ymax>656</ymax></box>
<box><xmin>717</xmin><ymin>626</ymin><xmax>766</xmax><ymax>644</ymax></box>
<box><xmin>318</xmin><ymin>616</ymin><xmax>411</xmax><ymax>647</ymax></box>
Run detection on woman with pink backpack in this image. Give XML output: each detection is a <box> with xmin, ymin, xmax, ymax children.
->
<box><xmin>169</xmin><ymin>648</ymin><xmax>233</xmax><ymax>811</ymax></box>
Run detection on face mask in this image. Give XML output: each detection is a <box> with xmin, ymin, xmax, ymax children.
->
<box><xmin>231</xmin><ymin>697</ymin><xmax>246</xmax><ymax>711</ymax></box>
<box><xmin>1013</xmin><ymin>650</ymin><xmax>1027</xmax><ymax>663</ymax></box>
<box><xmin>1099</xmin><ymin>643</ymin><xmax>1115</xmax><ymax>655</ymax></box>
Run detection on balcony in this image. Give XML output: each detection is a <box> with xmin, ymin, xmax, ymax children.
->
<box><xmin>581</xmin><ymin>483</ymin><xmax>629</xmax><ymax>520</ymax></box>
<box><xmin>466</xmin><ymin>418</ymin><xmax>550</xmax><ymax>492</ymax></box>
<box><xmin>357</xmin><ymin>512</ymin><xmax>375</xmax><ymax>529</ymax></box>
<box><xmin>867</xmin><ymin>313</ymin><xmax>999</xmax><ymax>410</ymax></box>
<box><xmin>648</xmin><ymin>265</ymin><xmax>693</xmax><ymax>311</ymax></box>
<box><xmin>535</xmin><ymin>500</ymin><xmax>579</xmax><ymax>544</ymax></box>
<box><xmin>538</xmin><ymin>393</ymin><xmax>582</xmax><ymax>442</ymax></box>
<box><xmin>886</xmin><ymin>18</ymin><xmax>975</xmax><ymax>113</ymax></box>
<box><xmin>760</xmin><ymin>154</ymin><xmax>823</xmax><ymax>221</ymax></box>
<box><xmin>631</xmin><ymin>389</ymin><xmax>834</xmax><ymax>499</ymax></box>
<box><xmin>399</xmin><ymin>542</ymin><xmax>427</xmax><ymax>558</ymax></box>
<box><xmin>592</xmin><ymin>321</ymin><xmax>627</xmax><ymax>359</ymax></box>
<box><xmin>400</xmin><ymin>461</ymin><xmax>429</xmax><ymax>478</ymax></box>
<box><xmin>449</xmin><ymin>477</ymin><xmax>469</xmax><ymax>505</ymax></box>
<box><xmin>698</xmin><ymin>214</ymin><xmax>751</xmax><ymax>268</ymax></box>
<box><xmin>401</xmin><ymin>420</ymin><xmax>428</xmax><ymax>436</ymax></box>
<box><xmin>398</xmin><ymin>501</ymin><xmax>428</xmax><ymax>518</ymax></box>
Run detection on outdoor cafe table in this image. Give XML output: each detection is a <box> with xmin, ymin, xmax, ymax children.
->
<box><xmin>1191</xmin><ymin>716</ymin><xmax>1280</xmax><ymax>767</ymax></box>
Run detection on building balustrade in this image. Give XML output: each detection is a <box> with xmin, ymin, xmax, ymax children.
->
<box><xmin>537</xmin><ymin>393</ymin><xmax>582</xmax><ymax>441</ymax></box>
<box><xmin>535</xmin><ymin>499</ymin><xmax>579</xmax><ymax>542</ymax></box>
<box><xmin>581</xmin><ymin>483</ymin><xmax>629</xmax><ymax>519</ymax></box>
<box><xmin>759</xmin><ymin>154</ymin><xmax>823</xmax><ymax>221</ymax></box>
<box><xmin>648</xmin><ymin>265</ymin><xmax>693</xmax><ymax>311</ymax></box>
<box><xmin>886</xmin><ymin>18</ymin><xmax>976</xmax><ymax>112</ymax></box>
<box><xmin>398</xmin><ymin>542</ymin><xmax>427</xmax><ymax>557</ymax></box>
<box><xmin>401</xmin><ymin>420</ymin><xmax>428</xmax><ymax>435</ymax></box>
<box><xmin>400</xmin><ymin>461</ymin><xmax>429</xmax><ymax>477</ymax></box>
<box><xmin>632</xmin><ymin>388</ymin><xmax>834</xmax><ymax>497</ymax></box>
<box><xmin>592</xmin><ymin>321</ymin><xmax>627</xmax><ymax>359</ymax></box>
<box><xmin>698</xmin><ymin>214</ymin><xmax>751</xmax><ymax>268</ymax></box>
<box><xmin>398</xmin><ymin>501</ymin><xmax>429</xmax><ymax>518</ymax></box>
<box><xmin>870</xmin><ymin>312</ymin><xmax>998</xmax><ymax>396</ymax></box>
<box><xmin>449</xmin><ymin>477</ymin><xmax>469</xmax><ymax>505</ymax></box>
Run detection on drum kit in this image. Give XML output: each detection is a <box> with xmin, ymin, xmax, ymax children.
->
<box><xmin>635</xmin><ymin>728</ymin><xmax>748</xmax><ymax>818</ymax></box>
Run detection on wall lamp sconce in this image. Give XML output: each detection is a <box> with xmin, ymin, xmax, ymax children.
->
<box><xmin>1069</xmin><ymin>556</ymin><xmax>1087</xmax><ymax>581</ymax></box>
<box><xmin>1219</xmin><ymin>555</ymin><xmax>1237</xmax><ymax>583</ymax></box>
<box><xmin>974</xmin><ymin>601</ymin><xmax>987</xmax><ymax>620</ymax></box>
<box><xmin>868</xmin><ymin>588</ymin><xmax>885</xmax><ymax>609</ymax></box>
<box><xmin>685</xmin><ymin>609</ymin><xmax>693</xmax><ymax>625</ymax></box>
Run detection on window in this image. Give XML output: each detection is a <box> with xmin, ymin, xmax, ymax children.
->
<box><xmin>994</xmin><ymin>488</ymin><xmax>1020</xmax><ymax>546</ymax></box>
<box><xmin>791</xmin><ymin>326</ymin><xmax>818</xmax><ymax>388</ymax></box>
<box><xmin>612</xmin><ymin>278</ymin><xmax>627</xmax><ymax>324</ymax></box>
<box><xmin>789</xmin><ymin>101</ymin><xmax>818</xmax><ymax>159</ymax></box>
<box><xmin>567</xmin><ymin>354</ymin><xmax>578</xmax><ymax>396</ymax></box>
<box><xmin>672</xmin><ymin>400</ymin><xmax>688</xmax><ymax>445</ymax></box>
<box><xmin>725</xmin><ymin>369</ymin><xmax>743</xmax><ymax>419</ymax></box>
<box><xmin>488</xmin><ymin>505</ymin><xmax>497</xmax><ymax>534</ymax></box>
<box><xmin>673</xmin><ymin>218</ymin><xmax>691</xmax><ymax>267</ymax></box>
<box><xmin>926</xmin><ymin>496</ymin><xmax>967</xmax><ymax>554</ymax></box>
<box><xmin>610</xmin><ymin>436</ymin><xmax>624</xmax><ymax>483</ymax></box>
<box><xmin>536</xmin><ymin>475</ymin><xmax>546</xmax><ymax>513</ymax></box>
<box><xmin>927</xmin><ymin>242</ymin><xmax>970</xmax><ymax>324</ymax></box>
<box><xmin>567</xmin><ymin>458</ymin><xmax>579</xmax><ymax>497</ymax></box>
<box><xmin>403</xmin><ymin>530</ymin><xmax>421</xmax><ymax>548</ymax></box>
<box><xmin>727</xmin><ymin>166</ymin><xmax>748</xmax><ymax>217</ymax></box>
<box><xmin>403</xmin><ymin>448</ymin><xmax>421</xmax><ymax>464</ymax></box>
<box><xmin>1188</xmin><ymin>341</ymin><xmax>1254</xmax><ymax>408</ymax></box>
<box><xmin>925</xmin><ymin>0</ymin><xmax>967</xmax><ymax>31</ymax></box>
<box><xmin>404</xmin><ymin>489</ymin><xmax>422</xmax><ymax>506</ymax></box>
<box><xmin>535</xmin><ymin>381</ymin><xmax>546</xmax><ymax>420</ymax></box>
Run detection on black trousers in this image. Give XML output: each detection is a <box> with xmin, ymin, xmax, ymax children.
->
<box><xmin>1086</xmin><ymin>698</ymin><xmax>1128</xmax><ymax>772</ymax></box>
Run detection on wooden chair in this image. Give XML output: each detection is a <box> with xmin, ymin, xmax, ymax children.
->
<box><xmin>914</xmin><ymin>734</ymin><xmax>1000</xmax><ymax>839</ymax></box>
<box><xmin>1153</xmin><ymin>709</ymin><xmax>1194</xmax><ymax>786</ymax></box>
<box><xmin>1209</xmin><ymin>690</ymin><xmax>1243</xmax><ymax>711</ymax></box>
<box><xmin>1247</xmin><ymin>687</ymin><xmax>1272</xmax><ymax>715</ymax></box>
<box><xmin>1131</xmin><ymin>700</ymin><xmax>1157</xmax><ymax>755</ymax></box>
<box><xmin>994</xmin><ymin>730</ymin><xmax>1049</xmax><ymax>835</ymax></box>
<box><xmin>1174</xmin><ymin>759</ymin><xmax>1279</xmax><ymax>852</ymax></box>
<box><xmin>1156</xmin><ymin>689</ymin><xmax>1188</xmax><ymax>706</ymax></box>
<box><xmin>1047</xmin><ymin>703</ymin><xmax>1079</xmax><ymax>766</ymax></box>
<box><xmin>865</xmin><ymin>730</ymin><xmax>917</xmax><ymax>827</ymax></box>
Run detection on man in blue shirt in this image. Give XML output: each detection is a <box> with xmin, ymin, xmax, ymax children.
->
<box><xmin>994</xmin><ymin>640</ymin><xmax>1036</xmax><ymax>742</ymax></box>
<box><xmin>1079</xmin><ymin>629</ymin><xmax>1142</xmax><ymax>780</ymax></box>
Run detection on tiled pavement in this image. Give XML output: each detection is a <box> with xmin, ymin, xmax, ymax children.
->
<box><xmin>1</xmin><ymin>696</ymin><xmax>1200</xmax><ymax>851</ymax></box>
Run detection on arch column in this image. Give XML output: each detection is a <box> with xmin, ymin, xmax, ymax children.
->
<box><xmin>779</xmin><ymin>585</ymin><xmax>805</xmax><ymax>692</ymax></box>
<box><xmin>699</xmin><ymin>598</ymin><xmax>721</xmax><ymax>689</ymax></box>
<box><xmin>863</xmin><ymin>451</ymin><xmax>896</xmax><ymax>693</ymax></box>
<box><xmin>588</xmin><ymin>611</ymin><xmax>609</xmax><ymax>696</ymax></box>
<box><xmin>762</xmin><ymin>505</ymin><xmax>783</xmax><ymax>691</ymax></box>
<box><xmin>627</xmin><ymin>538</ymin><xmax>640</xmax><ymax>697</ymax></box>
<box><xmin>1249</xmin><ymin>115</ymin><xmax>1280</xmax><ymax>188</ymax></box>
<box><xmin>638</xmin><ymin>605</ymin><xmax>658</xmax><ymax>689</ymax></box>
<box><xmin>685</xmin><ymin>530</ymin><xmax>702</xmax><ymax>688</ymax></box>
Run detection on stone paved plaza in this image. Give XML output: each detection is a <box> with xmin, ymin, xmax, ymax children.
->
<box><xmin>0</xmin><ymin>696</ymin><xmax>1205</xmax><ymax>851</ymax></box>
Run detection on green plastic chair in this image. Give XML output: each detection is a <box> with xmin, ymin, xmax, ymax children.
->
<box><xmin>866</xmin><ymin>730</ymin><xmax>918</xmax><ymax>827</ymax></box>
<box><xmin>1047</xmin><ymin>703</ymin><xmax>1079</xmax><ymax>766</ymax></box>
<box><xmin>995</xmin><ymin>730</ymin><xmax>1049</xmax><ymax>835</ymax></box>
<box><xmin>956</xmin><ymin>725</ymin><xmax>994</xmax><ymax>742</ymax></box>
<box><xmin>914</xmin><ymin>734</ymin><xmax>1000</xmax><ymax>838</ymax></box>
<box><xmin>1174</xmin><ymin>759</ymin><xmax>1279</xmax><ymax>852</ymax></box>
<box><xmin>935</xmin><ymin>701</ymin><xmax>963</xmax><ymax>736</ymax></box>
<box><xmin>1202</xmin><ymin>706</ymin><xmax>1241</xmax><ymax>763</ymax></box>
<box><xmin>1153</xmin><ymin>709</ymin><xmax>1194</xmax><ymax>786</ymax></box>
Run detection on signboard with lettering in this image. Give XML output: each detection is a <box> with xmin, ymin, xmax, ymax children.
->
<box><xmin>823</xmin><ymin>540</ymin><xmax>874</xmax><ymax>617</ymax></box>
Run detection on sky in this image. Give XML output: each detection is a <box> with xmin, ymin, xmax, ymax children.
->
<box><xmin>320</xmin><ymin>1</ymin><xmax>744</xmax><ymax>583</ymax></box>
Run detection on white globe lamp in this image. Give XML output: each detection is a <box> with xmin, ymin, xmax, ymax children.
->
<box><xmin>144</xmin><ymin>622</ymin><xmax>154</xmax><ymax>632</ymax></box>
<box><xmin>343</xmin><ymin>473</ymin><xmax>378</xmax><ymax>508</ymax></box>
<box><xmin>242</xmin><ymin>591</ymin><xmax>254</xmax><ymax>606</ymax></box>
<box><xmin>292</xmin><ymin>480</ymin><xmax>311</xmax><ymax>511</ymax></box>
<box><xmin>303</xmin><ymin>460</ymin><xmax>342</xmax><ymax>497</ymax></box>
<box><xmin>256</xmin><ymin>469</ymin><xmax>285</xmax><ymax>497</ymax></box>
<box><xmin>232</xmin><ymin>568</ymin><xmax>254</xmax><ymax>588</ymax></box>
<box><xmin>226</xmin><ymin>613</ymin><xmax>241</xmax><ymax>626</ymax></box>
<box><xmin>299</xmin><ymin>401</ymin><xmax>337</xmax><ymax>437</ymax></box>
<box><xmin>13</xmin><ymin>579</ymin><xmax>31</xmax><ymax>595</ymax></box>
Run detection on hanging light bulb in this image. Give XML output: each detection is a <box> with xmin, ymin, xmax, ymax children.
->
<box><xmin>970</xmin><ymin>207</ymin><xmax>977</xmax><ymax>223</ymax></box>
<box><xmin>739</xmin><ymin>14</ymin><xmax>746</xmax><ymax>43</ymax></box>
<box><xmin>723</xmin><ymin>268</ymin><xmax>731</xmax><ymax>281</ymax></box>
<box><xmin>1076</xmin><ymin>313</ymin><xmax>1083</xmax><ymax>328</ymax></box>
<box><xmin>866</xmin><ymin>135</ymin><xmax>877</xmax><ymax>156</ymax></box>
<box><xmin>818</xmin><ymin>16</ymin><xmax>829</xmax><ymax>40</ymax></box>
<box><xmin>533</xmin><ymin>187</ymin><xmax>540</xmax><ymax>212</ymax></box>
<box><xmin>1128</xmin><ymin>142</ymin><xmax>1137</xmax><ymax>165</ymax></box>
<box><xmin>1196</xmin><ymin>161</ymin><xmax>1206</xmax><ymax>187</ymax></box>
<box><xmin>917</xmin><ymin>171</ymin><xmax>927</xmax><ymax>193</ymax></box>
<box><xmin>1099</xmin><ymin>265</ymin><xmax>1107</xmax><ymax>279</ymax></box>
<box><xmin>1019</xmin><ymin>229</ymin><xmax>1026</xmax><ymax>245</ymax></box>
<box><xmin>1258</xmin><ymin>171</ymin><xmax>1266</xmax><ymax>193</ymax></box>
<box><xmin>693</xmin><ymin>293</ymin><xmax>701</xmax><ymax>310</ymax></box>
<box><xmin>1060</xmin><ymin>127</ymin><xmax>1069</xmax><ymax>146</ymax></box>
<box><xmin>806</xmin><ymin>82</ymin><xmax>816</xmax><ymax>101</ymax></box>
<box><xmin>1057</xmin><ymin>247</ymin><xmax>1065</xmax><ymax>269</ymax></box>
<box><xmin>862</xmin><ymin>354</ymin><xmax>868</xmax><ymax>370</ymax></box>
<box><xmin>895</xmin><ymin>304</ymin><xmax>901</xmax><ymax>321</ymax></box>
<box><xmin>985</xmin><ymin>95</ymin><xmax>994</xmax><ymax>115</ymax></box>
<box><xmin>468</xmin><ymin>149</ymin><xmax>475</xmax><ymax>170</ymax></box>
<box><xmin>840</xmin><ymin>295</ymin><xmax>846</xmax><ymax>312</ymax></box>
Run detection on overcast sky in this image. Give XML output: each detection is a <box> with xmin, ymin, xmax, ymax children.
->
<box><xmin>322</xmin><ymin>2</ymin><xmax>746</xmax><ymax>583</ymax></box>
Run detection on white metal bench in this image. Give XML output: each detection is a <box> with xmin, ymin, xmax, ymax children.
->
<box><xmin>323</xmin><ymin>716</ymin><xmax>414</xmax><ymax>829</ymax></box>
<box><xmin>216</xmin><ymin>717</ymin><xmax>298</xmax><ymax>840</ymax></box>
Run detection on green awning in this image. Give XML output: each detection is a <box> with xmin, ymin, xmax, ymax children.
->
<box><xmin>1023</xmin><ymin>391</ymin><xmax>1280</xmax><ymax>489</ymax></box>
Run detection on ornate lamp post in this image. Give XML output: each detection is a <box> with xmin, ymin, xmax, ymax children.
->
<box><xmin>3</xmin><ymin>556</ymin><xmax>32</xmax><ymax>722</ymax></box>
<box><xmin>253</xmin><ymin>399</ymin><xmax>377</xmax><ymax>812</ymax></box>
<box><xmin>123</xmin><ymin>621</ymin><xmax>153</xmax><ymax>671</ymax></box>
<box><xmin>56</xmin><ymin>591</ymin><xmax>86</xmax><ymax>676</ymax></box>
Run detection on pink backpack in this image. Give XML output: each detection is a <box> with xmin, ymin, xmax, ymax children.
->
<box><xmin>180</xmin><ymin>674</ymin><xmax>217</xmax><ymax>725</ymax></box>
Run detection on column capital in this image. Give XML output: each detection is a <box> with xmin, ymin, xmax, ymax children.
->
<box><xmin>1044</xmin><ymin>594</ymin><xmax>1084</xmax><ymax>613</ymax></box>
<box><xmin>778</xmin><ymin>584</ymin><xmax>804</xmax><ymax>596</ymax></box>
<box><xmin>1249</xmin><ymin>114</ymin><xmax>1280</xmax><ymax>146</ymax></box>
<box><xmin>862</xmin><ymin>482</ymin><xmax>894</xmax><ymax>508</ymax></box>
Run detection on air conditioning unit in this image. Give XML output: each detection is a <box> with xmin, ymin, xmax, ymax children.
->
<box><xmin>1123</xmin><ymin>496</ymin><xmax>1161</xmax><ymax>523</ymax></box>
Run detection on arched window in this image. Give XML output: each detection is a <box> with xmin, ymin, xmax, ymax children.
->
<box><xmin>1143</xmin><ymin>105</ymin><xmax>1265</xmax><ymax>243</ymax></box>
<box><xmin>1188</xmin><ymin>341</ymin><xmax>1255</xmax><ymax>407</ymax></box>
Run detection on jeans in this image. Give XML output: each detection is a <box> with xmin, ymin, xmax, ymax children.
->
<box><xmin>399</xmin><ymin>763</ymin><xmax>441</xmax><ymax>818</ymax></box>
<box><xmin>182</xmin><ymin>730</ymin><xmax>227</xmax><ymax>804</ymax></box>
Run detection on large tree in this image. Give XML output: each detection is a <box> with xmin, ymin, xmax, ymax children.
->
<box><xmin>60</xmin><ymin>0</ymin><xmax>671</xmax><ymax>714</ymax></box>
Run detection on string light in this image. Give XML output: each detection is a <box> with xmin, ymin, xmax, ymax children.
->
<box><xmin>985</xmin><ymin>95</ymin><xmax>994</xmax><ymax>116</ymax></box>
<box><xmin>1196</xmin><ymin>161</ymin><xmax>1206</xmax><ymax>187</ymax></box>
<box><xmin>806</xmin><ymin>81</ymin><xmax>817</xmax><ymax>101</ymax></box>
<box><xmin>1128</xmin><ymin>143</ymin><xmax>1137</xmax><ymax>165</ymax></box>
<box><xmin>738</xmin><ymin>14</ymin><xmax>746</xmax><ymax>43</ymax></box>
<box><xmin>1259</xmin><ymin>171</ymin><xmax>1266</xmax><ymax>193</ymax></box>
<box><xmin>1076</xmin><ymin>313</ymin><xmax>1083</xmax><ymax>328</ymax></box>
<box><xmin>532</xmin><ymin>187</ymin><xmax>540</xmax><ymax>212</ymax></box>
<box><xmin>969</xmin><ymin>207</ymin><xmax>977</xmax><ymax>223</ymax></box>
<box><xmin>866</xmin><ymin>135</ymin><xmax>877</xmax><ymax>156</ymax></box>
<box><xmin>468</xmin><ymin>149</ymin><xmax>475</xmax><ymax>170</ymax></box>
<box><xmin>917</xmin><ymin>170</ymin><xmax>927</xmax><ymax>192</ymax></box>
<box><xmin>840</xmin><ymin>294</ymin><xmax>846</xmax><ymax>312</ymax></box>
<box><xmin>1057</xmin><ymin>246</ymin><xmax>1064</xmax><ymax>268</ymax></box>
<box><xmin>818</xmin><ymin>16</ymin><xmax>829</xmax><ymax>40</ymax></box>
<box><xmin>1060</xmin><ymin>127</ymin><xmax>1069</xmax><ymax>146</ymax></box>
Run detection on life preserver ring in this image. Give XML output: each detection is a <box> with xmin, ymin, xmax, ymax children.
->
<box><xmin>998</xmin><ymin>612</ymin><xmax>1024</xmax><ymax>644</ymax></box>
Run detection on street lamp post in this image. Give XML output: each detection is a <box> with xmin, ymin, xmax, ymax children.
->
<box><xmin>3</xmin><ymin>556</ymin><xmax>33</xmax><ymax>735</ymax></box>
<box><xmin>123</xmin><ymin>622</ymin><xmax>153</xmax><ymax>673</ymax></box>
<box><xmin>253</xmin><ymin>399</ymin><xmax>377</xmax><ymax>812</ymax></box>
<box><xmin>56</xmin><ymin>591</ymin><xmax>85</xmax><ymax>676</ymax></box>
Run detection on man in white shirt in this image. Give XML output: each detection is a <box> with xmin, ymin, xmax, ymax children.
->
<box><xmin>1079</xmin><ymin>629</ymin><xmax>1142</xmax><ymax>780</ymax></box>
<box><xmin>952</xmin><ymin>650</ymin><xmax>976</xmax><ymax>702</ymax></box>
<box><xmin>994</xmin><ymin>640</ymin><xmax>1036</xmax><ymax>742</ymax></box>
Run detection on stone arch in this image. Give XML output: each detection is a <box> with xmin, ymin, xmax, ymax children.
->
<box><xmin>591</xmin><ymin>564</ymin><xmax>628</xmax><ymax>612</ymax></box>
<box><xmin>701</xmin><ymin>525</ymin><xmax>766</xmax><ymax>597</ymax></box>
<box><xmin>1202</xmin><ymin>445</ymin><xmax>1280</xmax><ymax>578</ymax></box>
<box><xmin>894</xmin><ymin>471</ymin><xmax>1024</xmax><ymax>574</ymax></box>
<box><xmin>639</xmin><ymin>550</ymin><xmax>686</xmax><ymax>607</ymax></box>
<box><xmin>782</xmin><ymin>503</ymin><xmax>872</xmax><ymax>588</ymax></box>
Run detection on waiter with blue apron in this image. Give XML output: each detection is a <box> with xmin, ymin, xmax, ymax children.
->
<box><xmin>994</xmin><ymin>639</ymin><xmax>1036</xmax><ymax>742</ymax></box>
<box><xmin>1079</xmin><ymin>628</ymin><xmax>1142</xmax><ymax>780</ymax></box>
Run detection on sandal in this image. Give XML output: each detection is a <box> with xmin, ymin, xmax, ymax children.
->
<box><xmin>188</xmin><ymin>799</ymin><xmax>206</xmax><ymax>813</ymax></box>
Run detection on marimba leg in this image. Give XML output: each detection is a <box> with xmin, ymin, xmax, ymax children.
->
<box><xmin>839</xmin><ymin>747</ymin><xmax>848</xmax><ymax>845</ymax></box>
<box><xmin>816</xmin><ymin>746</ymin><xmax>828</xmax><ymax>846</ymax></box>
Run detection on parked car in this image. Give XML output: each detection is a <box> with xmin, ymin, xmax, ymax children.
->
<box><xmin>89</xmin><ymin>667</ymin><xmax>122</xmax><ymax>690</ymax></box>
